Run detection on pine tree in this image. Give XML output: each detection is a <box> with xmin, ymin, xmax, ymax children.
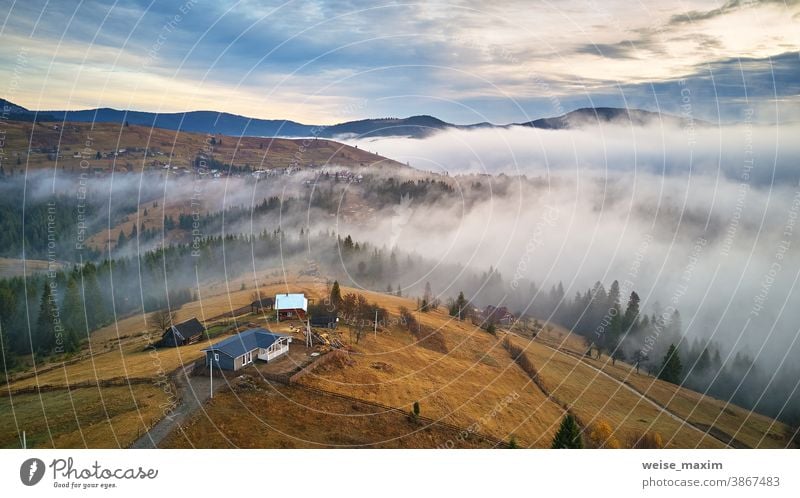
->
<box><xmin>622</xmin><ymin>291</ymin><xmax>640</xmax><ymax>334</ymax></box>
<box><xmin>0</xmin><ymin>287</ymin><xmax>16</xmax><ymax>330</ymax></box>
<box><xmin>0</xmin><ymin>321</ymin><xmax>16</xmax><ymax>370</ymax></box>
<box><xmin>61</xmin><ymin>278</ymin><xmax>83</xmax><ymax>352</ymax></box>
<box><xmin>116</xmin><ymin>229</ymin><xmax>126</xmax><ymax>249</ymax></box>
<box><xmin>667</xmin><ymin>310</ymin><xmax>682</xmax><ymax>338</ymax></box>
<box><xmin>36</xmin><ymin>282</ymin><xmax>57</xmax><ymax>355</ymax></box>
<box><xmin>330</xmin><ymin>280</ymin><xmax>342</xmax><ymax>309</ymax></box>
<box><xmin>697</xmin><ymin>347</ymin><xmax>711</xmax><ymax>372</ymax></box>
<box><xmin>551</xmin><ymin>414</ymin><xmax>583</xmax><ymax>448</ymax></box>
<box><xmin>449</xmin><ymin>291</ymin><xmax>468</xmax><ymax>319</ymax></box>
<box><xmin>658</xmin><ymin>344</ymin><xmax>683</xmax><ymax>384</ymax></box>
<box><xmin>82</xmin><ymin>263</ymin><xmax>108</xmax><ymax>330</ymax></box>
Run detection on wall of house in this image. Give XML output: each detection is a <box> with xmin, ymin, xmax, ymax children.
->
<box><xmin>162</xmin><ymin>330</ymin><xmax>180</xmax><ymax>347</ymax></box>
<box><xmin>206</xmin><ymin>351</ymin><xmax>235</xmax><ymax>371</ymax></box>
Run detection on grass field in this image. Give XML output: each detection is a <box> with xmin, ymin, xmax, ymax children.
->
<box><xmin>580</xmin><ymin>354</ymin><xmax>794</xmax><ymax>448</ymax></box>
<box><xmin>161</xmin><ymin>381</ymin><xmax>496</xmax><ymax>448</ymax></box>
<box><xmin>0</xmin><ymin>384</ymin><xmax>172</xmax><ymax>448</ymax></box>
<box><xmin>0</xmin><ymin>257</ymin><xmax>62</xmax><ymax>278</ymax></box>
<box><xmin>3</xmin><ymin>274</ymin><xmax>794</xmax><ymax>448</ymax></box>
<box><xmin>5</xmin><ymin>276</ymin><xmax>332</xmax><ymax>390</ymax></box>
<box><xmin>505</xmin><ymin>335</ymin><xmax>723</xmax><ymax>448</ymax></box>
<box><xmin>1</xmin><ymin>120</ymin><xmax>406</xmax><ymax>174</ymax></box>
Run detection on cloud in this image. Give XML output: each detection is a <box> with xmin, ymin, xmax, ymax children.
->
<box><xmin>344</xmin><ymin>121</ymin><xmax>800</xmax><ymax>184</ymax></box>
<box><xmin>1</xmin><ymin>0</ymin><xmax>798</xmax><ymax>124</ymax></box>
<box><xmin>337</xmin><ymin>122</ymin><xmax>800</xmax><ymax>369</ymax></box>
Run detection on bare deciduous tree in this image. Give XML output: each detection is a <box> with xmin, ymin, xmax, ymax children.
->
<box><xmin>151</xmin><ymin>309</ymin><xmax>176</xmax><ymax>333</ymax></box>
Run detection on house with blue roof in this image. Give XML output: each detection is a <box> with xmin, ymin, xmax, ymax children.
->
<box><xmin>202</xmin><ymin>328</ymin><xmax>292</xmax><ymax>371</ymax></box>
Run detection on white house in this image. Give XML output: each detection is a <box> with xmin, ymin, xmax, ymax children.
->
<box><xmin>275</xmin><ymin>293</ymin><xmax>308</xmax><ymax>321</ymax></box>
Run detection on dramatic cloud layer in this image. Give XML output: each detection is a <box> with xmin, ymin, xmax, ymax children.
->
<box><xmin>1</xmin><ymin>0</ymin><xmax>798</xmax><ymax>123</ymax></box>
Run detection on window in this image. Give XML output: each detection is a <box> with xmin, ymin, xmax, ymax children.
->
<box><xmin>214</xmin><ymin>353</ymin><xmax>219</xmax><ymax>362</ymax></box>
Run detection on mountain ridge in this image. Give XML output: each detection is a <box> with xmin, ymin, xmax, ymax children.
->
<box><xmin>2</xmin><ymin>98</ymin><xmax>700</xmax><ymax>139</ymax></box>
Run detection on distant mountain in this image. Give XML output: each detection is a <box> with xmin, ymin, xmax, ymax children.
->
<box><xmin>1</xmin><ymin>98</ymin><xmax>58</xmax><ymax>122</ymax></box>
<box><xmin>1</xmin><ymin>98</ymin><xmax>29</xmax><ymax>113</ymax></box>
<box><xmin>14</xmin><ymin>104</ymin><xmax>314</xmax><ymax>137</ymax></box>
<box><xmin>518</xmin><ymin>107</ymin><xmax>686</xmax><ymax>129</ymax></box>
<box><xmin>2</xmin><ymin>98</ymin><xmax>693</xmax><ymax>138</ymax></box>
<box><xmin>319</xmin><ymin>115</ymin><xmax>452</xmax><ymax>138</ymax></box>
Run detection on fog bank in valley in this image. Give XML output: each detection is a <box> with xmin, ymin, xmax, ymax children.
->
<box><xmin>343</xmin><ymin>122</ymin><xmax>800</xmax><ymax>373</ymax></box>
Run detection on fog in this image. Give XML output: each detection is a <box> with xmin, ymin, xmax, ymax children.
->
<box><xmin>344</xmin><ymin>122</ymin><xmax>800</xmax><ymax>185</ymax></box>
<box><xmin>5</xmin><ymin>122</ymin><xmax>800</xmax><ymax>422</ymax></box>
<box><xmin>340</xmin><ymin>123</ymin><xmax>800</xmax><ymax>388</ymax></box>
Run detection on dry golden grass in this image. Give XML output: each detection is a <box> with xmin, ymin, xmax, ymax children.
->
<box><xmin>581</xmin><ymin>356</ymin><xmax>794</xmax><ymax>448</ymax></box>
<box><xmin>506</xmin><ymin>335</ymin><xmax>724</xmax><ymax>448</ymax></box>
<box><xmin>0</xmin><ymin>258</ymin><xmax>62</xmax><ymax>278</ymax></box>
<box><xmin>6</xmin><ymin>275</ymin><xmax>330</xmax><ymax>390</ymax></box>
<box><xmin>2</xmin><ymin>120</ymin><xmax>405</xmax><ymax>173</ymax></box>
<box><xmin>161</xmin><ymin>382</ymin><xmax>496</xmax><ymax>448</ymax></box>
<box><xmin>0</xmin><ymin>384</ymin><xmax>171</xmax><ymax>448</ymax></box>
<box><xmin>4</xmin><ymin>274</ymin><xmax>792</xmax><ymax>449</ymax></box>
<box><xmin>300</xmin><ymin>287</ymin><xmax>565</xmax><ymax>447</ymax></box>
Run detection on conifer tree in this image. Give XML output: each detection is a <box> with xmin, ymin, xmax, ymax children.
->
<box><xmin>658</xmin><ymin>344</ymin><xmax>683</xmax><ymax>384</ymax></box>
<box><xmin>551</xmin><ymin>414</ymin><xmax>583</xmax><ymax>448</ymax></box>
<box><xmin>36</xmin><ymin>282</ymin><xmax>57</xmax><ymax>354</ymax></box>
<box><xmin>61</xmin><ymin>277</ymin><xmax>83</xmax><ymax>352</ymax></box>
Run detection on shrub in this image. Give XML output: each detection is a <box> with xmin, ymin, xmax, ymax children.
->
<box><xmin>586</xmin><ymin>419</ymin><xmax>621</xmax><ymax>449</ymax></box>
<box><xmin>628</xmin><ymin>431</ymin><xmax>664</xmax><ymax>449</ymax></box>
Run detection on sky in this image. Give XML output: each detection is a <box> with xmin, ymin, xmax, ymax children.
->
<box><xmin>0</xmin><ymin>0</ymin><xmax>798</xmax><ymax>124</ymax></box>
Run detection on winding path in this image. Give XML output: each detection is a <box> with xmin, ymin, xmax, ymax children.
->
<box><xmin>130</xmin><ymin>366</ymin><xmax>223</xmax><ymax>448</ymax></box>
<box><xmin>505</xmin><ymin>331</ymin><xmax>733</xmax><ymax>448</ymax></box>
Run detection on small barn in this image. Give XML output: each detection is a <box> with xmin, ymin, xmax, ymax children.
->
<box><xmin>310</xmin><ymin>313</ymin><xmax>338</xmax><ymax>329</ymax></box>
<box><xmin>161</xmin><ymin>317</ymin><xmax>205</xmax><ymax>347</ymax></box>
<box><xmin>202</xmin><ymin>328</ymin><xmax>292</xmax><ymax>371</ymax></box>
<box><xmin>471</xmin><ymin>306</ymin><xmax>515</xmax><ymax>329</ymax></box>
<box><xmin>275</xmin><ymin>293</ymin><xmax>308</xmax><ymax>321</ymax></box>
<box><xmin>250</xmin><ymin>297</ymin><xmax>275</xmax><ymax>313</ymax></box>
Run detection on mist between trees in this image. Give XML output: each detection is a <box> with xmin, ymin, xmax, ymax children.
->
<box><xmin>0</xmin><ymin>165</ymin><xmax>799</xmax><ymax>427</ymax></box>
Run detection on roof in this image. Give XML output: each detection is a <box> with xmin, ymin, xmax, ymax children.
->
<box><xmin>202</xmin><ymin>328</ymin><xmax>289</xmax><ymax>358</ymax></box>
<box><xmin>250</xmin><ymin>297</ymin><xmax>275</xmax><ymax>307</ymax></box>
<box><xmin>166</xmin><ymin>317</ymin><xmax>205</xmax><ymax>340</ymax></box>
<box><xmin>275</xmin><ymin>293</ymin><xmax>308</xmax><ymax>311</ymax></box>
<box><xmin>310</xmin><ymin>314</ymin><xmax>338</xmax><ymax>325</ymax></box>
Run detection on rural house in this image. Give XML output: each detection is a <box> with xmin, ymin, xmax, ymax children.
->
<box><xmin>309</xmin><ymin>313</ymin><xmax>338</xmax><ymax>329</ymax></box>
<box><xmin>250</xmin><ymin>297</ymin><xmax>275</xmax><ymax>313</ymax></box>
<box><xmin>202</xmin><ymin>328</ymin><xmax>292</xmax><ymax>371</ymax></box>
<box><xmin>275</xmin><ymin>293</ymin><xmax>308</xmax><ymax>321</ymax></box>
<box><xmin>475</xmin><ymin>305</ymin><xmax>516</xmax><ymax>328</ymax></box>
<box><xmin>161</xmin><ymin>317</ymin><xmax>205</xmax><ymax>347</ymax></box>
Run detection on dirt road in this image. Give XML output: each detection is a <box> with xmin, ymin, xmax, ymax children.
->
<box><xmin>130</xmin><ymin>365</ymin><xmax>224</xmax><ymax>448</ymax></box>
<box><xmin>506</xmin><ymin>331</ymin><xmax>732</xmax><ymax>448</ymax></box>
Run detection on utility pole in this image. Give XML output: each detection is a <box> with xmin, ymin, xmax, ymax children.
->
<box><xmin>210</xmin><ymin>356</ymin><xmax>213</xmax><ymax>399</ymax></box>
<box><xmin>374</xmin><ymin>309</ymin><xmax>378</xmax><ymax>338</ymax></box>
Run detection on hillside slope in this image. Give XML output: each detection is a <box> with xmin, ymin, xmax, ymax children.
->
<box><xmin>2</xmin><ymin>276</ymin><xmax>794</xmax><ymax>448</ymax></box>
<box><xmin>0</xmin><ymin>119</ymin><xmax>408</xmax><ymax>174</ymax></box>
